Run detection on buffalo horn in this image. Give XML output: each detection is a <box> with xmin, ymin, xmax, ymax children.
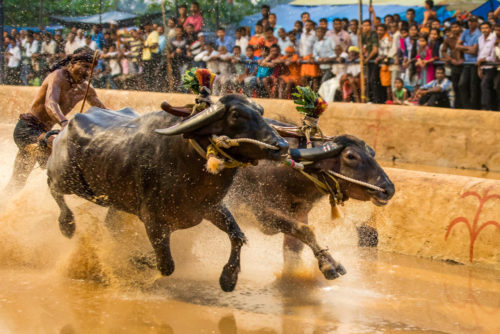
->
<box><xmin>289</xmin><ymin>142</ymin><xmax>343</xmax><ymax>161</ymax></box>
<box><xmin>155</xmin><ymin>102</ymin><xmax>225</xmax><ymax>136</ymax></box>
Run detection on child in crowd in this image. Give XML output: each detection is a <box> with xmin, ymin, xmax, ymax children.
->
<box><xmin>278</xmin><ymin>46</ymin><xmax>301</xmax><ymax>99</ymax></box>
<box><xmin>194</xmin><ymin>43</ymin><xmax>219</xmax><ymax>74</ymax></box>
<box><xmin>416</xmin><ymin>35</ymin><xmax>435</xmax><ymax>85</ymax></box>
<box><xmin>261</xmin><ymin>44</ymin><xmax>282</xmax><ymax>98</ymax></box>
<box><xmin>249</xmin><ymin>23</ymin><xmax>264</xmax><ymax>57</ymax></box>
<box><xmin>241</xmin><ymin>45</ymin><xmax>259</xmax><ymax>96</ymax></box>
<box><xmin>389</xmin><ymin>78</ymin><xmax>409</xmax><ymax>104</ymax></box>
<box><xmin>212</xmin><ymin>45</ymin><xmax>233</xmax><ymax>95</ymax></box>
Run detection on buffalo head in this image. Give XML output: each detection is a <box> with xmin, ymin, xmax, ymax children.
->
<box><xmin>156</xmin><ymin>94</ymin><xmax>289</xmax><ymax>163</ymax></box>
<box><xmin>290</xmin><ymin>135</ymin><xmax>395</xmax><ymax>206</ymax></box>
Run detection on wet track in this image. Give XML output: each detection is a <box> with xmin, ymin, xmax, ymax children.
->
<box><xmin>0</xmin><ymin>117</ymin><xmax>499</xmax><ymax>333</ymax></box>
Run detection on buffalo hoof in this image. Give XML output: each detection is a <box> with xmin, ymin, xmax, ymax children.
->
<box><xmin>157</xmin><ymin>259</ymin><xmax>175</xmax><ymax>276</ymax></box>
<box><xmin>317</xmin><ymin>250</ymin><xmax>346</xmax><ymax>280</ymax></box>
<box><xmin>219</xmin><ymin>263</ymin><xmax>239</xmax><ymax>292</ymax></box>
<box><xmin>59</xmin><ymin>212</ymin><xmax>75</xmax><ymax>238</ymax></box>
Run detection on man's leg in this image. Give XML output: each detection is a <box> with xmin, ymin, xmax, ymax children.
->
<box><xmin>418</xmin><ymin>93</ymin><xmax>431</xmax><ymax>106</ymax></box>
<box><xmin>494</xmin><ymin>70</ymin><xmax>500</xmax><ymax>111</ymax></box>
<box><xmin>4</xmin><ymin>149</ymin><xmax>36</xmax><ymax>194</ymax></box>
<box><xmin>481</xmin><ymin>68</ymin><xmax>496</xmax><ymax>111</ymax></box>
<box><xmin>451</xmin><ymin>65</ymin><xmax>463</xmax><ymax>109</ymax></box>
<box><xmin>458</xmin><ymin>65</ymin><xmax>472</xmax><ymax>109</ymax></box>
<box><xmin>470</xmin><ymin>65</ymin><xmax>481</xmax><ymax>110</ymax></box>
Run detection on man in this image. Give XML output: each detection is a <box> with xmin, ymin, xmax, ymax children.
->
<box><xmin>441</xmin><ymin>22</ymin><xmax>464</xmax><ymax>108</ymax></box>
<box><xmin>64</xmin><ymin>32</ymin><xmax>79</xmax><ymax>55</ymax></box>
<box><xmin>142</xmin><ymin>23</ymin><xmax>160</xmax><ymax>90</ymax></box>
<box><xmin>268</xmin><ymin>13</ymin><xmax>282</xmax><ymax>37</ymax></box>
<box><xmin>300</xmin><ymin>20</ymin><xmax>321</xmax><ymax>90</ymax></box>
<box><xmin>91</xmin><ymin>25</ymin><xmax>104</xmax><ymax>50</ymax></box>
<box><xmin>415</xmin><ymin>67</ymin><xmax>455</xmax><ymax>108</ymax></box>
<box><xmin>75</xmin><ymin>29</ymin><xmax>85</xmax><ymax>47</ymax></box>
<box><xmin>361</xmin><ymin>19</ymin><xmax>380</xmax><ymax>103</ymax></box>
<box><xmin>375</xmin><ymin>24</ymin><xmax>396</xmax><ymax>102</ymax></box>
<box><xmin>406</xmin><ymin>8</ymin><xmax>416</xmax><ymax>26</ymax></box>
<box><xmin>5</xmin><ymin>36</ymin><xmax>21</xmax><ymax>85</ymax></box>
<box><xmin>183</xmin><ymin>2</ymin><xmax>203</xmax><ymax>32</ymax></box>
<box><xmin>40</xmin><ymin>32</ymin><xmax>58</xmax><ymax>78</ymax></box>
<box><xmin>216</xmin><ymin>27</ymin><xmax>234</xmax><ymax>52</ymax></box>
<box><xmin>313</xmin><ymin>27</ymin><xmax>336</xmax><ymax>83</ymax></box>
<box><xmin>261</xmin><ymin>5</ymin><xmax>270</xmax><ymax>20</ymax></box>
<box><xmin>235</xmin><ymin>27</ymin><xmax>249</xmax><ymax>54</ymax></box>
<box><xmin>327</xmin><ymin>18</ymin><xmax>351</xmax><ymax>51</ymax></box>
<box><xmin>456</xmin><ymin>16</ymin><xmax>481</xmax><ymax>109</ymax></box>
<box><xmin>477</xmin><ymin>22</ymin><xmax>497</xmax><ymax>111</ymax></box>
<box><xmin>5</xmin><ymin>52</ymin><xmax>106</xmax><ymax>193</ymax></box>
<box><xmin>20</xmin><ymin>32</ymin><xmax>34</xmax><ymax>85</ymax></box>
<box><xmin>349</xmin><ymin>19</ymin><xmax>359</xmax><ymax>47</ymax></box>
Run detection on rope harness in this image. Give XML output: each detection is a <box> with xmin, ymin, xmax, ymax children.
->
<box><xmin>301</xmin><ymin>115</ymin><xmax>324</xmax><ymax>148</ymax></box>
<box><xmin>188</xmin><ymin>135</ymin><xmax>279</xmax><ymax>172</ymax></box>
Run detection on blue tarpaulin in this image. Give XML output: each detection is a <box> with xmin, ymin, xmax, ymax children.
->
<box><xmin>239</xmin><ymin>4</ymin><xmax>453</xmax><ymax>32</ymax></box>
<box><xmin>50</xmin><ymin>11</ymin><xmax>138</xmax><ymax>28</ymax></box>
<box><xmin>471</xmin><ymin>0</ymin><xmax>499</xmax><ymax>19</ymax></box>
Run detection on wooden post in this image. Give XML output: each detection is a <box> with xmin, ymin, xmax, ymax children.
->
<box><xmin>161</xmin><ymin>0</ymin><xmax>174</xmax><ymax>92</ymax></box>
<box><xmin>358</xmin><ymin>0</ymin><xmax>366</xmax><ymax>103</ymax></box>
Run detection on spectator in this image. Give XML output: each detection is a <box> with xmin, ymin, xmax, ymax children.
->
<box><xmin>177</xmin><ymin>4</ymin><xmax>188</xmax><ymax>27</ymax></box>
<box><xmin>91</xmin><ymin>25</ymin><xmax>104</xmax><ymax>49</ymax></box>
<box><xmin>103</xmin><ymin>31</ymin><xmax>114</xmax><ymax>49</ymax></box>
<box><xmin>391</xmin><ymin>77</ymin><xmax>409</xmax><ymax>104</ymax></box>
<box><xmin>184</xmin><ymin>2</ymin><xmax>203</xmax><ymax>32</ymax></box>
<box><xmin>216</xmin><ymin>27</ymin><xmax>234</xmax><ymax>52</ymax></box>
<box><xmin>213</xmin><ymin>45</ymin><xmax>234</xmax><ymax>95</ymax></box>
<box><xmin>389</xmin><ymin>22</ymin><xmax>401</xmax><ymax>88</ymax></box>
<box><xmin>301</xmin><ymin>12</ymin><xmax>310</xmax><ymax>27</ymax></box>
<box><xmin>349</xmin><ymin>19</ymin><xmax>359</xmax><ymax>47</ymax></box>
<box><xmin>249</xmin><ymin>24</ymin><xmax>264</xmax><ymax>57</ymax></box>
<box><xmin>82</xmin><ymin>33</ymin><xmax>98</xmax><ymax>51</ymax></box>
<box><xmin>235</xmin><ymin>27</ymin><xmax>249</xmax><ymax>54</ymax></box>
<box><xmin>128</xmin><ymin>29</ymin><xmax>143</xmax><ymax>75</ymax></box>
<box><xmin>75</xmin><ymin>29</ymin><xmax>85</xmax><ymax>47</ymax></box>
<box><xmin>299</xmin><ymin>20</ymin><xmax>320</xmax><ymax>90</ymax></box>
<box><xmin>342</xmin><ymin>18</ymin><xmax>349</xmax><ymax>31</ymax></box>
<box><xmin>64</xmin><ymin>32</ymin><xmax>79</xmax><ymax>55</ymax></box>
<box><xmin>456</xmin><ymin>16</ymin><xmax>481</xmax><ymax>109</ymax></box>
<box><xmin>441</xmin><ymin>22</ymin><xmax>463</xmax><ymax>107</ymax></box>
<box><xmin>288</xmin><ymin>30</ymin><xmax>299</xmax><ymax>50</ymax></box>
<box><xmin>166</xmin><ymin>17</ymin><xmax>177</xmax><ymax>42</ymax></box>
<box><xmin>229</xmin><ymin>45</ymin><xmax>245</xmax><ymax>92</ymax></box>
<box><xmin>293</xmin><ymin>21</ymin><xmax>303</xmax><ymax>40</ymax></box>
<box><xmin>195</xmin><ymin>43</ymin><xmax>219</xmax><ymax>75</ymax></box>
<box><xmin>188</xmin><ymin>32</ymin><xmax>206</xmax><ymax>68</ymax></box>
<box><xmin>268</xmin><ymin>13</ymin><xmax>282</xmax><ymax>37</ymax></box>
<box><xmin>277</xmin><ymin>28</ymin><xmax>291</xmax><ymax>51</ymax></box>
<box><xmin>20</xmin><ymin>32</ymin><xmax>34</xmax><ymax>85</ymax></box>
<box><xmin>406</xmin><ymin>8</ymin><xmax>417</xmax><ymax>26</ymax></box>
<box><xmin>327</xmin><ymin>18</ymin><xmax>351</xmax><ymax>51</ymax></box>
<box><xmin>169</xmin><ymin>26</ymin><xmax>188</xmax><ymax>89</ymax></box>
<box><xmin>346</xmin><ymin>46</ymin><xmax>361</xmax><ymax>76</ymax></box>
<box><xmin>494</xmin><ymin>23</ymin><xmax>500</xmax><ymax>110</ymax></box>
<box><xmin>319</xmin><ymin>18</ymin><xmax>328</xmax><ymax>31</ymax></box>
<box><xmin>416</xmin><ymin>35</ymin><xmax>435</xmax><ymax>86</ymax></box>
<box><xmin>313</xmin><ymin>27</ymin><xmax>336</xmax><ymax>83</ymax></box>
<box><xmin>428</xmin><ymin>28</ymin><xmax>442</xmax><ymax>59</ymax></box>
<box><xmin>40</xmin><ymin>33</ymin><xmax>57</xmax><ymax>76</ymax></box>
<box><xmin>142</xmin><ymin>22</ymin><xmax>160</xmax><ymax>91</ymax></box>
<box><xmin>261</xmin><ymin>44</ymin><xmax>282</xmax><ymax>98</ymax></box>
<box><xmin>5</xmin><ymin>37</ymin><xmax>21</xmax><ymax>85</ymax></box>
<box><xmin>246</xmin><ymin>46</ymin><xmax>271</xmax><ymax>96</ymax></box>
<box><xmin>53</xmin><ymin>31</ymin><xmax>65</xmax><ymax>60</ymax></box>
<box><xmin>263</xmin><ymin>27</ymin><xmax>278</xmax><ymax>48</ymax></box>
<box><xmin>414</xmin><ymin>66</ymin><xmax>454</xmax><ymax>107</ymax></box>
<box><xmin>477</xmin><ymin>22</ymin><xmax>497</xmax><ymax>110</ymax></box>
<box><xmin>241</xmin><ymin>45</ymin><xmax>259</xmax><ymax>96</ymax></box>
<box><xmin>261</xmin><ymin>4</ymin><xmax>270</xmax><ymax>20</ymax></box>
<box><xmin>402</xmin><ymin>24</ymin><xmax>419</xmax><ymax>89</ymax></box>
<box><xmin>376</xmin><ymin>24</ymin><xmax>397</xmax><ymax>101</ymax></box>
<box><xmin>278</xmin><ymin>46</ymin><xmax>301</xmax><ymax>99</ymax></box>
<box><xmin>362</xmin><ymin>19</ymin><xmax>381</xmax><ymax>102</ymax></box>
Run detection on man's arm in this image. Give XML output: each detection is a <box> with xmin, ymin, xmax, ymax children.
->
<box><xmin>86</xmin><ymin>86</ymin><xmax>106</xmax><ymax>109</ymax></box>
<box><xmin>44</xmin><ymin>73</ymin><xmax>68</xmax><ymax>125</ymax></box>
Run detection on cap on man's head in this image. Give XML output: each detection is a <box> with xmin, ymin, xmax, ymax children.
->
<box><xmin>469</xmin><ymin>15</ymin><xmax>479</xmax><ymax>22</ymax></box>
<box><xmin>348</xmin><ymin>46</ymin><xmax>359</xmax><ymax>53</ymax></box>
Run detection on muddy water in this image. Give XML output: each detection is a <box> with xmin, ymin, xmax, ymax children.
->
<box><xmin>0</xmin><ymin>121</ymin><xmax>499</xmax><ymax>334</ymax></box>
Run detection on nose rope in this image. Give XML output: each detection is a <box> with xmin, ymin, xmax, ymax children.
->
<box><xmin>211</xmin><ymin>135</ymin><xmax>280</xmax><ymax>150</ymax></box>
<box><xmin>327</xmin><ymin>170</ymin><xmax>386</xmax><ymax>193</ymax></box>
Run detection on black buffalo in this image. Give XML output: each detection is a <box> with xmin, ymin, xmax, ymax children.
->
<box><xmin>229</xmin><ymin>127</ymin><xmax>395</xmax><ymax>280</ymax></box>
<box><xmin>47</xmin><ymin>94</ymin><xmax>289</xmax><ymax>292</ymax></box>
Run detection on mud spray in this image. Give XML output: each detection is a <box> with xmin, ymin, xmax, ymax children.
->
<box><xmin>0</xmin><ymin>107</ymin><xmax>499</xmax><ymax>333</ymax></box>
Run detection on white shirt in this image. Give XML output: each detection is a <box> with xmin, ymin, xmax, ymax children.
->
<box><xmin>8</xmin><ymin>45</ymin><xmax>21</xmax><ymax>68</ymax></box>
<box><xmin>478</xmin><ymin>32</ymin><xmax>497</xmax><ymax>68</ymax></box>
<box><xmin>195</xmin><ymin>50</ymin><xmax>220</xmax><ymax>73</ymax></box>
<box><xmin>331</xmin><ymin>52</ymin><xmax>348</xmax><ymax>76</ymax></box>
<box><xmin>83</xmin><ymin>40</ymin><xmax>98</xmax><ymax>51</ymax></box>
<box><xmin>277</xmin><ymin>36</ymin><xmax>292</xmax><ymax>53</ymax></box>
<box><xmin>65</xmin><ymin>40</ymin><xmax>80</xmax><ymax>54</ymax></box>
<box><xmin>235</xmin><ymin>37</ymin><xmax>248</xmax><ymax>54</ymax></box>
<box><xmin>298</xmin><ymin>30</ymin><xmax>317</xmax><ymax>56</ymax></box>
<box><xmin>217</xmin><ymin>52</ymin><xmax>233</xmax><ymax>75</ymax></box>
<box><xmin>41</xmin><ymin>40</ymin><xmax>57</xmax><ymax>54</ymax></box>
<box><xmin>313</xmin><ymin>37</ymin><xmax>336</xmax><ymax>69</ymax></box>
<box><xmin>75</xmin><ymin>36</ymin><xmax>85</xmax><ymax>47</ymax></box>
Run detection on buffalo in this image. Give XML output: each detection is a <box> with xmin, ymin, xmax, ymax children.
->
<box><xmin>47</xmin><ymin>94</ymin><xmax>289</xmax><ymax>292</ymax></box>
<box><xmin>229</xmin><ymin>124</ymin><xmax>395</xmax><ymax>279</ymax></box>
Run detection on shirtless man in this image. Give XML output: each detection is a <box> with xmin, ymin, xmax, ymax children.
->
<box><xmin>5</xmin><ymin>51</ymin><xmax>106</xmax><ymax>193</ymax></box>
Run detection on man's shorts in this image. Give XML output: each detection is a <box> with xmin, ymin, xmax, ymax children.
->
<box><xmin>13</xmin><ymin>113</ymin><xmax>48</xmax><ymax>150</ymax></box>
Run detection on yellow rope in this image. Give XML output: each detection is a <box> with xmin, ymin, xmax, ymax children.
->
<box><xmin>188</xmin><ymin>138</ymin><xmax>250</xmax><ymax>169</ymax></box>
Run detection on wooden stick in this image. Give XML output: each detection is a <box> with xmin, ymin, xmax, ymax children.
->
<box><xmin>358</xmin><ymin>0</ymin><xmax>366</xmax><ymax>103</ymax></box>
<box><xmin>79</xmin><ymin>50</ymin><xmax>99</xmax><ymax>113</ymax></box>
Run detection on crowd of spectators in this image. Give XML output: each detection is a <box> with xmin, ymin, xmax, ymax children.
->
<box><xmin>4</xmin><ymin>1</ymin><xmax>500</xmax><ymax>110</ymax></box>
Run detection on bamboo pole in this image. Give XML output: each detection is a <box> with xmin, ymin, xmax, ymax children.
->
<box><xmin>161</xmin><ymin>1</ymin><xmax>174</xmax><ymax>92</ymax></box>
<box><xmin>79</xmin><ymin>50</ymin><xmax>99</xmax><ymax>113</ymax></box>
<box><xmin>358</xmin><ymin>0</ymin><xmax>366</xmax><ymax>103</ymax></box>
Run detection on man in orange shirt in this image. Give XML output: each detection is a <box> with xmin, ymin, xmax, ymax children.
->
<box><xmin>278</xmin><ymin>46</ymin><xmax>301</xmax><ymax>99</ymax></box>
<box><xmin>263</xmin><ymin>27</ymin><xmax>278</xmax><ymax>48</ymax></box>
<box><xmin>249</xmin><ymin>23</ymin><xmax>264</xmax><ymax>57</ymax></box>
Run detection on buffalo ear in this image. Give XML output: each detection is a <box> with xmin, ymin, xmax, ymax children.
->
<box><xmin>155</xmin><ymin>102</ymin><xmax>226</xmax><ymax>136</ymax></box>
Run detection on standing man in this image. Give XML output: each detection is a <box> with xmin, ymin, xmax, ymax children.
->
<box><xmin>477</xmin><ymin>22</ymin><xmax>497</xmax><ymax>111</ymax></box>
<box><xmin>327</xmin><ymin>18</ymin><xmax>351</xmax><ymax>51</ymax></box>
<box><xmin>5</xmin><ymin>36</ymin><xmax>21</xmax><ymax>85</ymax></box>
<box><xmin>183</xmin><ymin>2</ymin><xmax>203</xmax><ymax>33</ymax></box>
<box><xmin>456</xmin><ymin>16</ymin><xmax>481</xmax><ymax>109</ymax></box>
<box><xmin>142</xmin><ymin>22</ymin><xmax>160</xmax><ymax>91</ymax></box>
<box><xmin>5</xmin><ymin>52</ymin><xmax>106</xmax><ymax>193</ymax></box>
<box><xmin>361</xmin><ymin>19</ymin><xmax>380</xmax><ymax>103</ymax></box>
<box><xmin>216</xmin><ymin>27</ymin><xmax>234</xmax><ymax>52</ymax></box>
<box><xmin>441</xmin><ymin>22</ymin><xmax>464</xmax><ymax>108</ymax></box>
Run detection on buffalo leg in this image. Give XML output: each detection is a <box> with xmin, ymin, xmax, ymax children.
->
<box><xmin>48</xmin><ymin>178</ymin><xmax>75</xmax><ymax>238</ymax></box>
<box><xmin>206</xmin><ymin>205</ymin><xmax>247</xmax><ymax>292</ymax></box>
<box><xmin>142</xmin><ymin>219</ymin><xmax>175</xmax><ymax>276</ymax></box>
<box><xmin>261</xmin><ymin>208</ymin><xmax>346</xmax><ymax>280</ymax></box>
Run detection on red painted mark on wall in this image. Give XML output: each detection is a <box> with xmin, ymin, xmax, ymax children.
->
<box><xmin>445</xmin><ymin>186</ymin><xmax>500</xmax><ymax>262</ymax></box>
<box><xmin>363</xmin><ymin>108</ymin><xmax>392</xmax><ymax>150</ymax></box>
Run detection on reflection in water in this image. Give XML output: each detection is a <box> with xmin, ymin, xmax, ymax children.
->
<box><xmin>0</xmin><ymin>122</ymin><xmax>499</xmax><ymax>333</ymax></box>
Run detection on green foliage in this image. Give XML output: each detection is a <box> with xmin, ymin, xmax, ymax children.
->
<box><xmin>292</xmin><ymin>86</ymin><xmax>324</xmax><ymax>118</ymax></box>
<box><xmin>5</xmin><ymin>0</ymin><xmax>114</xmax><ymax>26</ymax></box>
